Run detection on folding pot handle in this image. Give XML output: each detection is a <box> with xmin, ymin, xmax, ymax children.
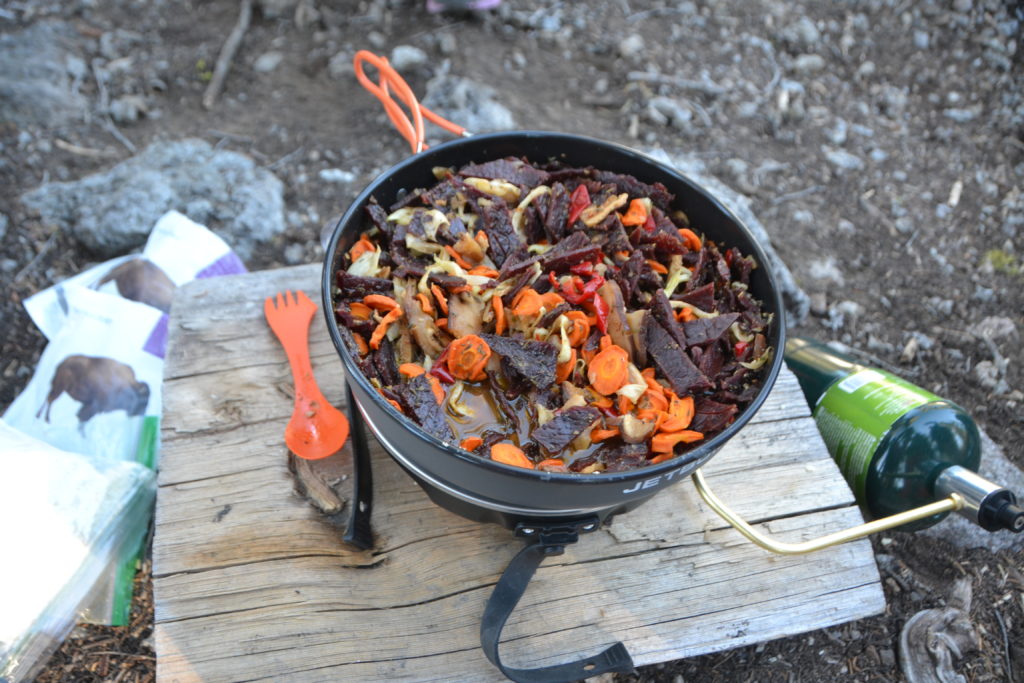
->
<box><xmin>480</xmin><ymin>519</ymin><xmax>636</xmax><ymax>683</ymax></box>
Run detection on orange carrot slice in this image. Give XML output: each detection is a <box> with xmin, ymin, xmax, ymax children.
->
<box><xmin>678</xmin><ymin>228</ymin><xmax>702</xmax><ymax>251</ymax></box>
<box><xmin>556</xmin><ymin>347</ymin><xmax>577</xmax><ymax>383</ymax></box>
<box><xmin>349</xmin><ymin>301</ymin><xmax>373</xmax><ymax>320</ymax></box>
<box><xmin>492</xmin><ymin>295</ymin><xmax>506</xmax><ymax>335</ymax></box>
<box><xmin>399</xmin><ymin>363</ymin><xmax>425</xmax><ymax>378</ymax></box>
<box><xmin>588</xmin><ymin>344</ymin><xmax>630</xmax><ymax>396</ymax></box>
<box><xmin>363</xmin><ymin>294</ymin><xmax>400</xmax><ymax>311</ymax></box>
<box><xmin>348</xmin><ymin>235</ymin><xmax>376</xmax><ymax>262</ymax></box>
<box><xmin>651</xmin><ymin>430</ymin><xmax>704</xmax><ymax>453</ymax></box>
<box><xmin>590</xmin><ymin>427</ymin><xmax>620</xmax><ymax>442</ymax></box>
<box><xmin>563</xmin><ymin>310</ymin><xmax>590</xmax><ymax>347</ymax></box>
<box><xmin>460</xmin><ymin>436</ymin><xmax>484</xmax><ymax>451</ymax></box>
<box><xmin>415</xmin><ymin>292</ymin><xmax>434</xmax><ymax>315</ymax></box>
<box><xmin>369</xmin><ymin>306</ymin><xmax>403</xmax><ymax>350</ymax></box>
<box><xmin>427</xmin><ymin>375</ymin><xmax>445</xmax><ymax>404</ymax></box>
<box><xmin>447</xmin><ymin>334</ymin><xmax>491</xmax><ymax>381</ymax></box>
<box><xmin>620</xmin><ymin>198</ymin><xmax>648</xmax><ymax>226</ymax></box>
<box><xmin>490</xmin><ymin>443</ymin><xmax>535</xmax><ymax>469</ymax></box>
<box><xmin>660</xmin><ymin>394</ymin><xmax>695</xmax><ymax>432</ymax></box>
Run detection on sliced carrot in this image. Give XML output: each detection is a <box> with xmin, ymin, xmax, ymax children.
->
<box><xmin>660</xmin><ymin>394</ymin><xmax>695</xmax><ymax>432</ymax></box>
<box><xmin>386</xmin><ymin>398</ymin><xmax>403</xmax><ymax>413</ymax></box>
<box><xmin>678</xmin><ymin>228</ymin><xmax>702</xmax><ymax>251</ymax></box>
<box><xmin>448</xmin><ymin>334</ymin><xmax>491</xmax><ymax>381</ymax></box>
<box><xmin>648</xmin><ymin>453</ymin><xmax>673</xmax><ymax>465</ymax></box>
<box><xmin>588</xmin><ymin>344</ymin><xmax>630</xmax><ymax>396</ymax></box>
<box><xmin>430</xmin><ymin>284</ymin><xmax>449</xmax><ymax>315</ymax></box>
<box><xmin>475</xmin><ymin>230</ymin><xmax>488</xmax><ymax>246</ymax></box>
<box><xmin>617</xmin><ymin>394</ymin><xmax>634</xmax><ymax>415</ymax></box>
<box><xmin>539</xmin><ymin>291</ymin><xmax>565</xmax><ymax>310</ymax></box>
<box><xmin>352</xmin><ymin>333</ymin><xmax>369</xmax><ymax>356</ymax></box>
<box><xmin>556</xmin><ymin>347</ymin><xmax>577</xmax><ymax>383</ymax></box>
<box><xmin>676</xmin><ymin>307</ymin><xmax>697</xmax><ymax>322</ymax></box>
<box><xmin>399</xmin><ymin>363</ymin><xmax>426</xmax><ymax>378</ymax></box>
<box><xmin>450</xmin><ymin>285</ymin><xmax>472</xmax><ymax>294</ymax></box>
<box><xmin>369</xmin><ymin>306</ymin><xmax>403</xmax><ymax>350</ymax></box>
<box><xmin>589</xmin><ymin>393</ymin><xmax>614</xmax><ymax>409</ymax></box>
<box><xmin>599</xmin><ymin>335</ymin><xmax>613</xmax><ymax>351</ymax></box>
<box><xmin>646</xmin><ymin>259</ymin><xmax>668</xmax><ymax>274</ymax></box>
<box><xmin>641</xmin><ymin>367</ymin><xmax>664</xmax><ymax>394</ymax></box>
<box><xmin>643</xmin><ymin>389</ymin><xmax>669</xmax><ymax>413</ymax></box>
<box><xmin>651</xmin><ymin>430</ymin><xmax>704</xmax><ymax>454</ymax></box>
<box><xmin>536</xmin><ymin>458</ymin><xmax>567</xmax><ymax>471</ymax></box>
<box><xmin>427</xmin><ymin>375</ymin><xmax>445</xmax><ymax>404</ymax></box>
<box><xmin>590</xmin><ymin>427</ymin><xmax>620</xmax><ymax>442</ymax></box>
<box><xmin>460</xmin><ymin>436</ymin><xmax>484</xmax><ymax>451</ymax></box>
<box><xmin>415</xmin><ymin>292</ymin><xmax>434</xmax><ymax>316</ymax></box>
<box><xmin>436</xmin><ymin>317</ymin><xmax>448</xmax><ymax>329</ymax></box>
<box><xmin>363</xmin><ymin>294</ymin><xmax>400</xmax><ymax>311</ymax></box>
<box><xmin>615</xmin><ymin>250</ymin><xmax>630</xmax><ymax>260</ymax></box>
<box><xmin>348</xmin><ymin>235</ymin><xmax>376</xmax><ymax>262</ymax></box>
<box><xmin>468</xmin><ymin>265</ymin><xmax>500</xmax><ymax>278</ymax></box>
<box><xmin>490</xmin><ymin>443</ymin><xmax>535</xmax><ymax>469</ymax></box>
<box><xmin>637</xmin><ymin>408</ymin><xmax>668</xmax><ymax>433</ymax></box>
<box><xmin>444</xmin><ymin>244</ymin><xmax>473</xmax><ymax>269</ymax></box>
<box><xmin>620</xmin><ymin>198</ymin><xmax>648</xmax><ymax>226</ymax></box>
<box><xmin>492</xmin><ymin>295</ymin><xmax>506</xmax><ymax>335</ymax></box>
<box><xmin>563</xmin><ymin>311</ymin><xmax>590</xmax><ymax>347</ymax></box>
<box><xmin>349</xmin><ymin>301</ymin><xmax>373</xmax><ymax>320</ymax></box>
<box><xmin>511</xmin><ymin>288</ymin><xmax>544</xmax><ymax>317</ymax></box>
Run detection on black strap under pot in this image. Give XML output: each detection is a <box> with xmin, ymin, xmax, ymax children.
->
<box><xmin>480</xmin><ymin>519</ymin><xmax>637</xmax><ymax>683</ymax></box>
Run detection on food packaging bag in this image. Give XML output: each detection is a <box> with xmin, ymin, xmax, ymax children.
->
<box><xmin>0</xmin><ymin>420</ymin><xmax>155</xmax><ymax>683</ymax></box>
<box><xmin>23</xmin><ymin>209</ymin><xmax>247</xmax><ymax>350</ymax></box>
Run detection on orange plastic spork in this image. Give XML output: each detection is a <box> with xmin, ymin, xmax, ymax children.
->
<box><xmin>264</xmin><ymin>290</ymin><xmax>349</xmax><ymax>459</ymax></box>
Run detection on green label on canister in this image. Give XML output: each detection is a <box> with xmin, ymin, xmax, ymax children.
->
<box><xmin>812</xmin><ymin>368</ymin><xmax>939</xmax><ymax>501</ymax></box>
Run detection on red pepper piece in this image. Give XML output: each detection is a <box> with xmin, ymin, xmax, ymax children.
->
<box><xmin>643</xmin><ymin>210</ymin><xmax>656</xmax><ymax>232</ymax></box>
<box><xmin>733</xmin><ymin>341</ymin><xmax>749</xmax><ymax>359</ymax></box>
<box><xmin>562</xmin><ymin>274</ymin><xmax>605</xmax><ymax>305</ymax></box>
<box><xmin>592</xmin><ymin>291</ymin><xmax>610</xmax><ymax>334</ymax></box>
<box><xmin>429</xmin><ymin>344</ymin><xmax>456</xmax><ymax>384</ymax></box>
<box><xmin>570</xmin><ymin>261</ymin><xmax>595</xmax><ymax>277</ymax></box>
<box><xmin>567</xmin><ymin>185</ymin><xmax>591</xmax><ymax>227</ymax></box>
<box><xmin>548</xmin><ymin>271</ymin><xmax>559</xmax><ymax>287</ymax></box>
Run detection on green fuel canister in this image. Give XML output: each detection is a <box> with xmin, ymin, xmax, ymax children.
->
<box><xmin>784</xmin><ymin>335</ymin><xmax>1024</xmax><ymax>533</ymax></box>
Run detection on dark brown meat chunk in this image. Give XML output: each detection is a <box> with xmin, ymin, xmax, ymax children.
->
<box><xmin>475</xmin><ymin>198</ymin><xmax>521</xmax><ymax>267</ymax></box>
<box><xmin>480</xmin><ymin>333</ymin><xmax>558</xmax><ymax>391</ymax></box>
<box><xmin>678</xmin><ymin>282</ymin><xmax>715</xmax><ymax>312</ymax></box>
<box><xmin>543</xmin><ymin>183</ymin><xmax>570</xmax><ymax>244</ymax></box>
<box><xmin>649</xmin><ymin>289</ymin><xmax>688</xmax><ymax>349</ymax></box>
<box><xmin>531</xmin><ymin>406</ymin><xmax>600</xmax><ymax>454</ymax></box>
<box><xmin>601</xmin><ymin>443</ymin><xmax>650</xmax><ymax>473</ymax></box>
<box><xmin>690</xmin><ymin>398</ymin><xmax>738</xmax><ymax>435</ymax></box>
<box><xmin>644</xmin><ymin>316</ymin><xmax>712</xmax><ymax>395</ymax></box>
<box><xmin>592</xmin><ymin>170</ymin><xmax>674</xmax><ymax>210</ymax></box>
<box><xmin>458</xmin><ymin>157</ymin><xmax>550</xmax><ymax>188</ymax></box>
<box><xmin>336</xmin><ymin>271</ymin><xmax>394</xmax><ymax>299</ymax></box>
<box><xmin>401</xmin><ymin>374</ymin><xmax>455</xmax><ymax>443</ymax></box>
<box><xmin>683</xmin><ymin>313</ymin><xmax>740</xmax><ymax>347</ymax></box>
<box><xmin>539</xmin><ymin>231</ymin><xmax>602</xmax><ymax>272</ymax></box>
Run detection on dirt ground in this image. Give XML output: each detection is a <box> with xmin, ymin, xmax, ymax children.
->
<box><xmin>3</xmin><ymin>0</ymin><xmax>1023</xmax><ymax>681</ymax></box>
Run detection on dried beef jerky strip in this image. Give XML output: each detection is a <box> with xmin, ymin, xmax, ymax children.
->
<box><xmin>531</xmin><ymin>406</ymin><xmax>600</xmax><ymax>454</ymax></box>
<box><xmin>537</xmin><ymin>302</ymin><xmax>572</xmax><ymax>331</ymax></box>
<box><xmin>649</xmin><ymin>289</ymin><xmax>688</xmax><ymax>349</ymax></box>
<box><xmin>336</xmin><ymin>271</ymin><xmax>394</xmax><ymax>299</ymax></box>
<box><xmin>601</xmin><ymin>443</ymin><xmax>650</xmax><ymax>473</ymax></box>
<box><xmin>365</xmin><ymin>200</ymin><xmax>391</xmax><ymax>239</ymax></box>
<box><xmin>401</xmin><ymin>374</ymin><xmax>455</xmax><ymax>442</ymax></box>
<box><xmin>334</xmin><ymin>304</ymin><xmax>375</xmax><ymax>337</ymax></box>
<box><xmin>678</xmin><ymin>282</ymin><xmax>715</xmax><ymax>311</ymax></box>
<box><xmin>543</xmin><ymin>182</ymin><xmax>570</xmax><ymax>244</ymax></box>
<box><xmin>644</xmin><ymin>315</ymin><xmax>712</xmax><ymax>395</ymax></box>
<box><xmin>683</xmin><ymin>313</ymin><xmax>740</xmax><ymax>347</ymax></box>
<box><xmin>591</xmin><ymin>170</ymin><xmax>674</xmax><ymax>210</ymax></box>
<box><xmin>538</xmin><ymin>231</ymin><xmax>602</xmax><ymax>272</ymax></box>
<box><xmin>689</xmin><ymin>397</ymin><xmax>738</xmax><ymax>435</ymax></box>
<box><xmin>474</xmin><ymin>198</ymin><xmax>521</xmax><ymax>267</ymax></box>
<box><xmin>372</xmin><ymin>336</ymin><xmax>401</xmax><ymax>387</ymax></box>
<box><xmin>612</xmin><ymin>250</ymin><xmax>645</xmax><ymax>306</ymax></box>
<box><xmin>458</xmin><ymin>157</ymin><xmax>550</xmax><ymax>188</ymax></box>
<box><xmin>480</xmin><ymin>333</ymin><xmax>558</xmax><ymax>391</ymax></box>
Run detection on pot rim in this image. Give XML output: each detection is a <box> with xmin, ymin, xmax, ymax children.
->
<box><xmin>321</xmin><ymin>129</ymin><xmax>787</xmax><ymax>486</ymax></box>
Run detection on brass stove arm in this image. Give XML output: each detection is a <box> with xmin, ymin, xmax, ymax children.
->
<box><xmin>690</xmin><ymin>469</ymin><xmax>965</xmax><ymax>556</ymax></box>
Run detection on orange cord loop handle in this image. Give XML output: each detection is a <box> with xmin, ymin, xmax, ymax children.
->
<box><xmin>353</xmin><ymin>50</ymin><xmax>469</xmax><ymax>154</ymax></box>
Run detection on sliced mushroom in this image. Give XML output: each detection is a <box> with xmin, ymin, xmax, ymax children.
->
<box><xmin>453</xmin><ymin>232</ymin><xmax>485</xmax><ymax>265</ymax></box>
<box><xmin>401</xmin><ymin>281</ymin><xmax>446</xmax><ymax>358</ymax></box>
<box><xmin>597</xmin><ymin>280</ymin><xmax>634</xmax><ymax>359</ymax></box>
<box><xmin>626</xmin><ymin>309</ymin><xmax>647</xmax><ymax>368</ymax></box>
<box><xmin>620</xmin><ymin>413</ymin><xmax>656</xmax><ymax>444</ymax></box>
<box><xmin>447</xmin><ymin>292</ymin><xmax>486</xmax><ymax>339</ymax></box>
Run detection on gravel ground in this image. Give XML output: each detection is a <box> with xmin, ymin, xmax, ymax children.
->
<box><xmin>2</xmin><ymin>0</ymin><xmax>1022</xmax><ymax>681</ymax></box>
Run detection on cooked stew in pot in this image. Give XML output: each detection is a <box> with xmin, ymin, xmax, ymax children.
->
<box><xmin>331</xmin><ymin>156</ymin><xmax>773</xmax><ymax>473</ymax></box>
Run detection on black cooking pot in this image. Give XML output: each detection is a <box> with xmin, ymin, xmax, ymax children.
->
<box><xmin>321</xmin><ymin>130</ymin><xmax>786</xmax><ymax>682</ymax></box>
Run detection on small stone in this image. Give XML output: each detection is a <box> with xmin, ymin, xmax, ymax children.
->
<box><xmin>618</xmin><ymin>34</ymin><xmax>645</xmax><ymax>60</ymax></box>
<box><xmin>976</xmin><ymin>316</ymin><xmax>1017</xmax><ymax>341</ymax></box>
<box><xmin>108</xmin><ymin>95</ymin><xmax>147</xmax><ymax>123</ymax></box>
<box><xmin>943</xmin><ymin>107</ymin><xmax>978</xmax><ymax>123</ymax></box>
<box><xmin>253</xmin><ymin>51</ymin><xmax>284</xmax><ymax>73</ymax></box>
<box><xmin>810</xmin><ymin>292</ymin><xmax>829</xmax><ymax>317</ymax></box>
<box><xmin>436</xmin><ymin>32</ymin><xmax>456</xmax><ymax>56</ymax></box>
<box><xmin>792</xmin><ymin>209</ymin><xmax>814</xmax><ymax>225</ymax></box>
<box><xmin>823</xmin><ymin>148</ymin><xmax>864</xmax><ymax>172</ymax></box>
<box><xmin>650</xmin><ymin>96</ymin><xmax>693</xmax><ymax>131</ymax></box>
<box><xmin>0</xmin><ymin>258</ymin><xmax>17</xmax><ymax>273</ymax></box>
<box><xmin>879</xmin><ymin>647</ymin><xmax>896</xmax><ymax>667</ymax></box>
<box><xmin>870</xmin><ymin>149</ymin><xmax>889</xmax><ymax>162</ymax></box>
<box><xmin>781</xmin><ymin>17</ymin><xmax>821</xmax><ymax>49</ymax></box>
<box><xmin>974</xmin><ymin>360</ymin><xmax>1007</xmax><ymax>393</ymax></box>
<box><xmin>283</xmin><ymin>242</ymin><xmax>306</xmax><ymax>265</ymax></box>
<box><xmin>318</xmin><ymin>168</ymin><xmax>356</xmax><ymax>184</ymax></box>
<box><xmin>856</xmin><ymin>61</ymin><xmax>876</xmax><ymax>78</ymax></box>
<box><xmin>328</xmin><ymin>52</ymin><xmax>352</xmax><ymax>80</ymax></box>
<box><xmin>808</xmin><ymin>257</ymin><xmax>844</xmax><ymax>284</ymax></box>
<box><xmin>972</xmin><ymin>285</ymin><xmax>995</xmax><ymax>302</ymax></box>
<box><xmin>953</xmin><ymin>0</ymin><xmax>973</xmax><ymax>11</ymax></box>
<box><xmin>926</xmin><ymin>297</ymin><xmax>954</xmax><ymax>316</ymax></box>
<box><xmin>936</xmin><ymin>204</ymin><xmax>952</xmax><ymax>219</ymax></box>
<box><xmin>367</xmin><ymin>31</ymin><xmax>386</xmax><ymax>49</ymax></box>
<box><xmin>793</xmin><ymin>54</ymin><xmax>825</xmax><ymax>74</ymax></box>
<box><xmin>389</xmin><ymin>45</ymin><xmax>428</xmax><ymax>71</ymax></box>
<box><xmin>900</xmin><ymin>337</ymin><xmax>919</xmax><ymax>363</ymax></box>
<box><xmin>0</xmin><ymin>212</ymin><xmax>7</xmax><ymax>240</ymax></box>
<box><xmin>913</xmin><ymin>30</ymin><xmax>930</xmax><ymax>49</ymax></box>
<box><xmin>895</xmin><ymin>216</ymin><xmax>915</xmax><ymax>234</ymax></box>
<box><xmin>837</xmin><ymin>218</ymin><xmax>855</xmax><ymax>234</ymax></box>
<box><xmin>825</xmin><ymin>118</ymin><xmax>848</xmax><ymax>146</ymax></box>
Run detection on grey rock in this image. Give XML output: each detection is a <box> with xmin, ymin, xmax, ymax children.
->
<box><xmin>823</xmin><ymin>147</ymin><xmax>865</xmax><ymax>172</ymax></box>
<box><xmin>421</xmin><ymin>75</ymin><xmax>515</xmax><ymax>137</ymax></box>
<box><xmin>952</xmin><ymin>0</ymin><xmax>973</xmax><ymax>12</ymax></box>
<box><xmin>895</xmin><ymin>216</ymin><xmax>914</xmax><ymax>233</ymax></box>
<box><xmin>943</xmin><ymin>107</ymin><xmax>979</xmax><ymax>123</ymax></box>
<box><xmin>283</xmin><ymin>242</ymin><xmax>306</xmax><ymax>265</ymax></box>
<box><xmin>618</xmin><ymin>34</ymin><xmax>645</xmax><ymax>60</ymax></box>
<box><xmin>108</xmin><ymin>94</ymin><xmax>147</xmax><ymax>124</ymax></box>
<box><xmin>257</xmin><ymin>0</ymin><xmax>298</xmax><ymax>18</ymax></box>
<box><xmin>253</xmin><ymin>51</ymin><xmax>284</xmax><ymax>73</ymax></box>
<box><xmin>972</xmin><ymin>285</ymin><xmax>995</xmax><ymax>302</ymax></box>
<box><xmin>837</xmin><ymin>218</ymin><xmax>855</xmax><ymax>234</ymax></box>
<box><xmin>99</xmin><ymin>29</ymin><xmax>143</xmax><ymax>61</ymax></box>
<box><xmin>935</xmin><ymin>203</ymin><xmax>952</xmax><ymax>219</ymax></box>
<box><xmin>649</xmin><ymin>96</ymin><xmax>694</xmax><ymax>132</ymax></box>
<box><xmin>328</xmin><ymin>52</ymin><xmax>353</xmax><ymax>80</ymax></box>
<box><xmin>976</xmin><ymin>315</ymin><xmax>1017</xmax><ymax>341</ymax></box>
<box><xmin>647</xmin><ymin>148</ymin><xmax>811</xmax><ymax>326</ymax></box>
<box><xmin>869</xmin><ymin>148</ymin><xmax>889</xmax><ymax>163</ymax></box>
<box><xmin>780</xmin><ymin>17</ymin><xmax>821</xmax><ymax>50</ymax></box>
<box><xmin>792</xmin><ymin>209</ymin><xmax>814</xmax><ymax>225</ymax></box>
<box><xmin>389</xmin><ymin>45</ymin><xmax>428</xmax><ymax>71</ymax></box>
<box><xmin>825</xmin><ymin>118</ymin><xmax>848</xmax><ymax>146</ymax></box>
<box><xmin>0</xmin><ymin>212</ymin><xmax>7</xmax><ymax>241</ymax></box>
<box><xmin>319</xmin><ymin>168</ymin><xmax>356</xmax><ymax>183</ymax></box>
<box><xmin>921</xmin><ymin>428</ymin><xmax>1024</xmax><ymax>550</ymax></box>
<box><xmin>810</xmin><ymin>292</ymin><xmax>828</xmax><ymax>317</ymax></box>
<box><xmin>21</xmin><ymin>138</ymin><xmax>284</xmax><ymax>260</ymax></box>
<box><xmin>0</xmin><ymin>22</ymin><xmax>90</xmax><ymax>128</ymax></box>
<box><xmin>913</xmin><ymin>30</ymin><xmax>930</xmax><ymax>50</ymax></box>
<box><xmin>1</xmin><ymin>258</ymin><xmax>17</xmax><ymax>273</ymax></box>
<box><xmin>792</xmin><ymin>54</ymin><xmax>825</xmax><ymax>74</ymax></box>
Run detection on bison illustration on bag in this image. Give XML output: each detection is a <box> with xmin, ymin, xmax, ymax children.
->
<box><xmin>36</xmin><ymin>355</ymin><xmax>150</xmax><ymax>426</ymax></box>
<box><xmin>96</xmin><ymin>258</ymin><xmax>175</xmax><ymax>313</ymax></box>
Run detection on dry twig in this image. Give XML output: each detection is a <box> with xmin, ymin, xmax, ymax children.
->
<box><xmin>203</xmin><ymin>0</ymin><xmax>253</xmax><ymax>110</ymax></box>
